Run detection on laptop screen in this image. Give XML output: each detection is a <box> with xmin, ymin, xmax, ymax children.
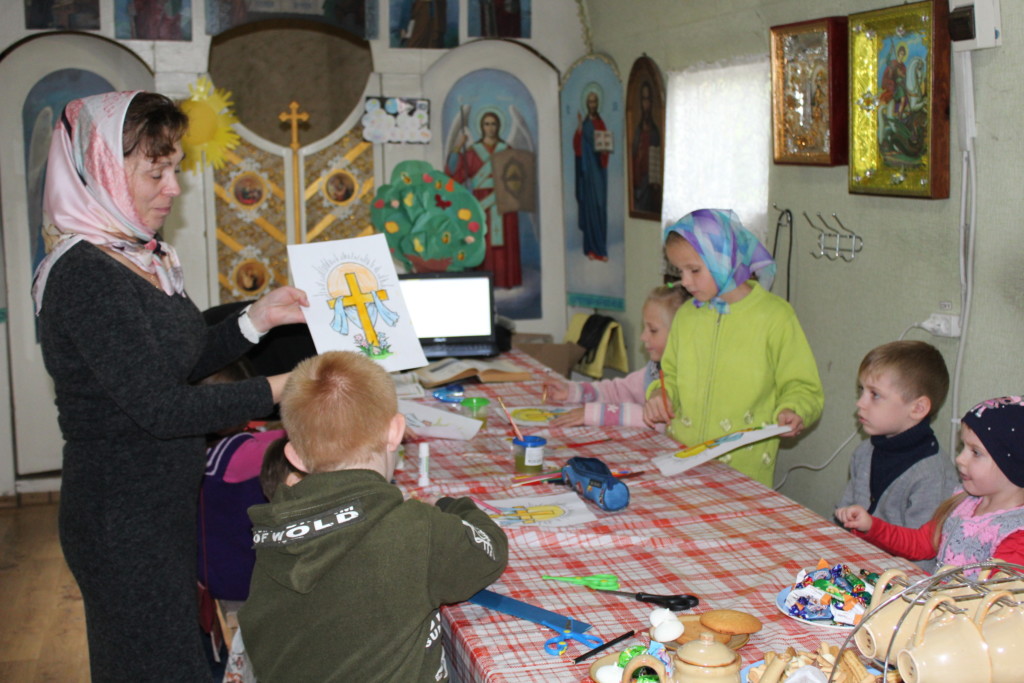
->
<box><xmin>398</xmin><ymin>271</ymin><xmax>497</xmax><ymax>357</ymax></box>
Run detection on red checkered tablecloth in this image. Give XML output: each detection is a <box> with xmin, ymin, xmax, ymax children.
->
<box><xmin>395</xmin><ymin>351</ymin><xmax>924</xmax><ymax>682</ymax></box>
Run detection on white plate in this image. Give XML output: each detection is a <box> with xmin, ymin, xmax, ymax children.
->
<box><xmin>775</xmin><ymin>587</ymin><xmax>854</xmax><ymax>630</ymax></box>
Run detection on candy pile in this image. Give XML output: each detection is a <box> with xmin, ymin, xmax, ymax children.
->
<box><xmin>783</xmin><ymin>560</ymin><xmax>879</xmax><ymax>626</ymax></box>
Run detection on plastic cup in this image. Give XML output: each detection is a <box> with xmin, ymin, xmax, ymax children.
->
<box><xmin>460</xmin><ymin>397</ymin><xmax>491</xmax><ymax>427</ymax></box>
<box><xmin>512</xmin><ymin>435</ymin><xmax>546</xmax><ymax>473</ymax></box>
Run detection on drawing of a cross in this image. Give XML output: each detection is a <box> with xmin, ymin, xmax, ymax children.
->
<box><xmin>279</xmin><ymin>101</ymin><xmax>309</xmax><ymax>151</ymax></box>
<box><xmin>341</xmin><ymin>272</ymin><xmax>389</xmax><ymax>348</ymax></box>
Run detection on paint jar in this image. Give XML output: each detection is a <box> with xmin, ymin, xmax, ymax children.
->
<box><xmin>512</xmin><ymin>435</ymin><xmax>546</xmax><ymax>474</ymax></box>
<box><xmin>460</xmin><ymin>397</ymin><xmax>490</xmax><ymax>427</ymax></box>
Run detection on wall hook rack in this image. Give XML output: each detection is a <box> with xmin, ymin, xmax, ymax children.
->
<box><xmin>804</xmin><ymin>211</ymin><xmax>863</xmax><ymax>262</ymax></box>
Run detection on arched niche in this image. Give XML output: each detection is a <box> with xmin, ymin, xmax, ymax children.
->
<box><xmin>422</xmin><ymin>40</ymin><xmax>565</xmax><ymax>336</ymax></box>
<box><xmin>0</xmin><ymin>32</ymin><xmax>153</xmax><ymax>482</ymax></box>
<box><xmin>208</xmin><ymin>19</ymin><xmax>373</xmax><ymax>147</ymax></box>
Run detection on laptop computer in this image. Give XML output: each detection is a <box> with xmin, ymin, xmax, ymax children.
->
<box><xmin>398</xmin><ymin>271</ymin><xmax>499</xmax><ymax>359</ymax></box>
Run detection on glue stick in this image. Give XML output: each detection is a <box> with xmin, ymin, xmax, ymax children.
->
<box><xmin>418</xmin><ymin>442</ymin><xmax>430</xmax><ymax>488</ymax></box>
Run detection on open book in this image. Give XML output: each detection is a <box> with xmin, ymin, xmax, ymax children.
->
<box><xmin>414</xmin><ymin>357</ymin><xmax>530</xmax><ymax>388</ymax></box>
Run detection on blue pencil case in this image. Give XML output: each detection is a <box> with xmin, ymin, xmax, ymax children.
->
<box><xmin>561</xmin><ymin>456</ymin><xmax>630</xmax><ymax>512</ymax></box>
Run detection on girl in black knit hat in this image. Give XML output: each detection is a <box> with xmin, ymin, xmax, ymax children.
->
<box><xmin>837</xmin><ymin>396</ymin><xmax>1024</xmax><ymax>573</ymax></box>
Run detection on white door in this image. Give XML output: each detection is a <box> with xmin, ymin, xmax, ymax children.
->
<box><xmin>0</xmin><ymin>34</ymin><xmax>154</xmax><ymax>479</ymax></box>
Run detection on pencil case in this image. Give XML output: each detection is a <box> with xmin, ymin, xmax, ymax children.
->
<box><xmin>561</xmin><ymin>456</ymin><xmax>630</xmax><ymax>512</ymax></box>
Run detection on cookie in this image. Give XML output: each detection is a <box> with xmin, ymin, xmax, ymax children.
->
<box><xmin>698</xmin><ymin>608</ymin><xmax>763</xmax><ymax>635</ymax></box>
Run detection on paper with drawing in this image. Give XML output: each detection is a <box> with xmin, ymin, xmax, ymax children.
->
<box><xmin>653</xmin><ymin>424</ymin><xmax>791</xmax><ymax>476</ymax></box>
<box><xmin>399</xmin><ymin>399</ymin><xmax>482</xmax><ymax>440</ymax></box>
<box><xmin>288</xmin><ymin>234</ymin><xmax>427</xmax><ymax>372</ymax></box>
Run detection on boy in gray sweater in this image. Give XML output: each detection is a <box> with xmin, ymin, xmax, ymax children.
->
<box><xmin>835</xmin><ymin>341</ymin><xmax>958</xmax><ymax>571</ymax></box>
<box><xmin>240</xmin><ymin>351</ymin><xmax>508</xmax><ymax>682</ymax></box>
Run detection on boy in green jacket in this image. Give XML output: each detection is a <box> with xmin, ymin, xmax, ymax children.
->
<box><xmin>239</xmin><ymin>351</ymin><xmax>508</xmax><ymax>682</ymax></box>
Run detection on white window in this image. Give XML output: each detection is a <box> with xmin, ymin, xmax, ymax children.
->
<box><xmin>662</xmin><ymin>55</ymin><xmax>771</xmax><ymax>241</ymax></box>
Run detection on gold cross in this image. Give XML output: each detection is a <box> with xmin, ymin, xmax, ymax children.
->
<box><xmin>341</xmin><ymin>272</ymin><xmax>389</xmax><ymax>348</ymax></box>
<box><xmin>279</xmin><ymin>101</ymin><xmax>309</xmax><ymax>151</ymax></box>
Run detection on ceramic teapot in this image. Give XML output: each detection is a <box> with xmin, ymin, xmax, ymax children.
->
<box><xmin>672</xmin><ymin>631</ymin><xmax>741</xmax><ymax>683</ymax></box>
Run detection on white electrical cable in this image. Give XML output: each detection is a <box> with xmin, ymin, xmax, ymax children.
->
<box><xmin>774</xmin><ymin>429</ymin><xmax>859</xmax><ymax>491</ymax></box>
<box><xmin>949</xmin><ymin>50</ymin><xmax>978</xmax><ymax>457</ymax></box>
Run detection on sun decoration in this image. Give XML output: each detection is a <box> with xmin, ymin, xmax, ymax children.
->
<box><xmin>179</xmin><ymin>76</ymin><xmax>240</xmax><ymax>173</ymax></box>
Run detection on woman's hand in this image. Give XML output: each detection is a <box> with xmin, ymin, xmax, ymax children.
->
<box><xmin>835</xmin><ymin>505</ymin><xmax>873</xmax><ymax>533</ymax></box>
<box><xmin>267</xmin><ymin>373</ymin><xmax>291</xmax><ymax>403</ymax></box>
<box><xmin>549</xmin><ymin>406</ymin><xmax>584</xmax><ymax>428</ymax></box>
<box><xmin>643</xmin><ymin>389</ymin><xmax>674</xmax><ymax>427</ymax></box>
<box><xmin>542</xmin><ymin>377</ymin><xmax>570</xmax><ymax>403</ymax></box>
<box><xmin>776</xmin><ymin>409</ymin><xmax>804</xmax><ymax>437</ymax></box>
<box><xmin>248</xmin><ymin>286</ymin><xmax>309</xmax><ymax>333</ymax></box>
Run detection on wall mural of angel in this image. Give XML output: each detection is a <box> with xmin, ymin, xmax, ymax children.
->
<box><xmin>442</xmin><ymin>68</ymin><xmax>540</xmax><ymax>319</ymax></box>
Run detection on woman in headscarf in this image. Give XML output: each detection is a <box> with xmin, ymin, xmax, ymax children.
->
<box><xmin>644</xmin><ymin>208</ymin><xmax>824</xmax><ymax>486</ymax></box>
<box><xmin>33</xmin><ymin>91</ymin><xmax>308</xmax><ymax>681</ymax></box>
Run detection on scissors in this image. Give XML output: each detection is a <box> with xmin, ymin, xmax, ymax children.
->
<box><xmin>541</xmin><ymin>619</ymin><xmax>603</xmax><ymax>656</ymax></box>
<box><xmin>592</xmin><ymin>588</ymin><xmax>699</xmax><ymax>611</ymax></box>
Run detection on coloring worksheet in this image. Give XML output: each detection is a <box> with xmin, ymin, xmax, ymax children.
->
<box><xmin>482</xmin><ymin>491</ymin><xmax>597</xmax><ymax>528</ymax></box>
<box><xmin>508</xmin><ymin>405</ymin><xmax>575</xmax><ymax>426</ymax></box>
<box><xmin>288</xmin><ymin>234</ymin><xmax>427</xmax><ymax>372</ymax></box>
<box><xmin>399</xmin><ymin>399</ymin><xmax>482</xmax><ymax>440</ymax></box>
<box><xmin>652</xmin><ymin>424</ymin><xmax>791</xmax><ymax>476</ymax></box>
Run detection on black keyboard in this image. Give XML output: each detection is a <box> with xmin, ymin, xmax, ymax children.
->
<box><xmin>423</xmin><ymin>343</ymin><xmax>497</xmax><ymax>359</ymax></box>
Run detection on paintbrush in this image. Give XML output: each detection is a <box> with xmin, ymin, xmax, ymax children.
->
<box><xmin>497</xmin><ymin>396</ymin><xmax>525</xmax><ymax>441</ymax></box>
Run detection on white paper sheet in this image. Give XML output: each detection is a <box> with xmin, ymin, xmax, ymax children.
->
<box><xmin>287</xmin><ymin>234</ymin><xmax>427</xmax><ymax>372</ymax></box>
<box><xmin>399</xmin><ymin>399</ymin><xmax>482</xmax><ymax>440</ymax></box>
<box><xmin>481</xmin><ymin>491</ymin><xmax>598</xmax><ymax>528</ymax></box>
<box><xmin>652</xmin><ymin>424</ymin><xmax>791</xmax><ymax>476</ymax></box>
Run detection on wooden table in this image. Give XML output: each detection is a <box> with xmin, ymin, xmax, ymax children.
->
<box><xmin>393</xmin><ymin>351</ymin><xmax>923</xmax><ymax>683</ymax></box>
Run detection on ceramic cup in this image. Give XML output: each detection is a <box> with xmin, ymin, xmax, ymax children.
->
<box><xmin>855</xmin><ymin>568</ymin><xmax>926</xmax><ymax>661</ymax></box>
<box><xmin>897</xmin><ymin>595</ymin><xmax>991</xmax><ymax>683</ymax></box>
<box><xmin>619</xmin><ymin>654</ymin><xmax>667</xmax><ymax>683</ymax></box>
<box><xmin>975</xmin><ymin>590</ymin><xmax>1024</xmax><ymax>683</ymax></box>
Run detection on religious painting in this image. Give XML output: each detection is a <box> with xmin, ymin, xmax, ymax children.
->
<box><xmin>25</xmin><ymin>0</ymin><xmax>99</xmax><ymax>29</ymax></box>
<box><xmin>230</xmin><ymin>172</ymin><xmax>267</xmax><ymax>208</ymax></box>
<box><xmin>625</xmin><ymin>56</ymin><xmax>665</xmax><ymax>220</ymax></box>
<box><xmin>848</xmin><ymin>0</ymin><xmax>950</xmax><ymax>198</ymax></box>
<box><xmin>770</xmin><ymin>17</ymin><xmax>848</xmax><ymax>166</ymax></box>
<box><xmin>231</xmin><ymin>258</ymin><xmax>271</xmax><ymax>297</ymax></box>
<box><xmin>323</xmin><ymin>170</ymin><xmax>357</xmax><ymax>205</ymax></box>
<box><xmin>206</xmin><ymin>0</ymin><xmax>370</xmax><ymax>38</ymax></box>
<box><xmin>22</xmin><ymin>69</ymin><xmax>114</xmax><ymax>278</ymax></box>
<box><xmin>441</xmin><ymin>68</ymin><xmax>540</xmax><ymax>319</ymax></box>
<box><xmin>468</xmin><ymin>0</ymin><xmax>531</xmax><ymax>39</ymax></box>
<box><xmin>287</xmin><ymin>234</ymin><xmax>427</xmax><ymax>372</ymax></box>
<box><xmin>560</xmin><ymin>54</ymin><xmax>625</xmax><ymax>311</ymax></box>
<box><xmin>115</xmin><ymin>0</ymin><xmax>191</xmax><ymax>40</ymax></box>
<box><xmin>389</xmin><ymin>0</ymin><xmax>458</xmax><ymax>48</ymax></box>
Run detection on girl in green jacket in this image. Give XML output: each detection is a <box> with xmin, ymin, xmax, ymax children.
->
<box><xmin>644</xmin><ymin>208</ymin><xmax>824</xmax><ymax>486</ymax></box>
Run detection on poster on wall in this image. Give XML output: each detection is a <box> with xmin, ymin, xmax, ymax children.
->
<box><xmin>389</xmin><ymin>0</ymin><xmax>458</xmax><ymax>48</ymax></box>
<box><xmin>115</xmin><ymin>0</ymin><xmax>191</xmax><ymax>40</ymax></box>
<box><xmin>25</xmin><ymin>0</ymin><xmax>99</xmax><ymax>29</ymax></box>
<box><xmin>560</xmin><ymin>55</ymin><xmax>626</xmax><ymax>311</ymax></box>
<box><xmin>206</xmin><ymin>0</ymin><xmax>373</xmax><ymax>38</ymax></box>
<box><xmin>468</xmin><ymin>0</ymin><xmax>530</xmax><ymax>38</ymax></box>
<box><xmin>441</xmin><ymin>68</ymin><xmax>541</xmax><ymax>320</ymax></box>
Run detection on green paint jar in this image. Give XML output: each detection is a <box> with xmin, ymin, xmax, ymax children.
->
<box><xmin>460</xmin><ymin>397</ymin><xmax>490</xmax><ymax>427</ymax></box>
<box><xmin>512</xmin><ymin>435</ymin><xmax>546</xmax><ymax>473</ymax></box>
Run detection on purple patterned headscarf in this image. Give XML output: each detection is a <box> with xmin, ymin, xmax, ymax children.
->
<box><xmin>662</xmin><ymin>208</ymin><xmax>776</xmax><ymax>314</ymax></box>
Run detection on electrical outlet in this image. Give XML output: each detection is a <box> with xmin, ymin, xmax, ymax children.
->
<box><xmin>921</xmin><ymin>313</ymin><xmax>962</xmax><ymax>338</ymax></box>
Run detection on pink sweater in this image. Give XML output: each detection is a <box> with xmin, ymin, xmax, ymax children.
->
<box><xmin>565</xmin><ymin>361</ymin><xmax>658</xmax><ymax>429</ymax></box>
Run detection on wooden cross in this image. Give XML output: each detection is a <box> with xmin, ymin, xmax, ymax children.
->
<box><xmin>279</xmin><ymin>101</ymin><xmax>309</xmax><ymax>151</ymax></box>
<box><xmin>341</xmin><ymin>272</ymin><xmax>389</xmax><ymax>348</ymax></box>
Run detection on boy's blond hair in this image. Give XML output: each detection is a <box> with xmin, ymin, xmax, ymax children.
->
<box><xmin>281</xmin><ymin>351</ymin><xmax>397</xmax><ymax>472</ymax></box>
<box><xmin>858</xmin><ymin>341</ymin><xmax>949</xmax><ymax>418</ymax></box>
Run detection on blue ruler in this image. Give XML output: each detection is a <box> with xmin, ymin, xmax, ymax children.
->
<box><xmin>468</xmin><ymin>589</ymin><xmax>592</xmax><ymax>633</ymax></box>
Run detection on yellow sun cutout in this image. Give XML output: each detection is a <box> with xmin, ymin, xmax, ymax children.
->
<box><xmin>179</xmin><ymin>76</ymin><xmax>240</xmax><ymax>173</ymax></box>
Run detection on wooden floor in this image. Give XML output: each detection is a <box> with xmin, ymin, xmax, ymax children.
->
<box><xmin>0</xmin><ymin>501</ymin><xmax>90</xmax><ymax>682</ymax></box>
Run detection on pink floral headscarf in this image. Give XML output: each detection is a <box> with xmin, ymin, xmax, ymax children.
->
<box><xmin>32</xmin><ymin>91</ymin><xmax>185</xmax><ymax>313</ymax></box>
